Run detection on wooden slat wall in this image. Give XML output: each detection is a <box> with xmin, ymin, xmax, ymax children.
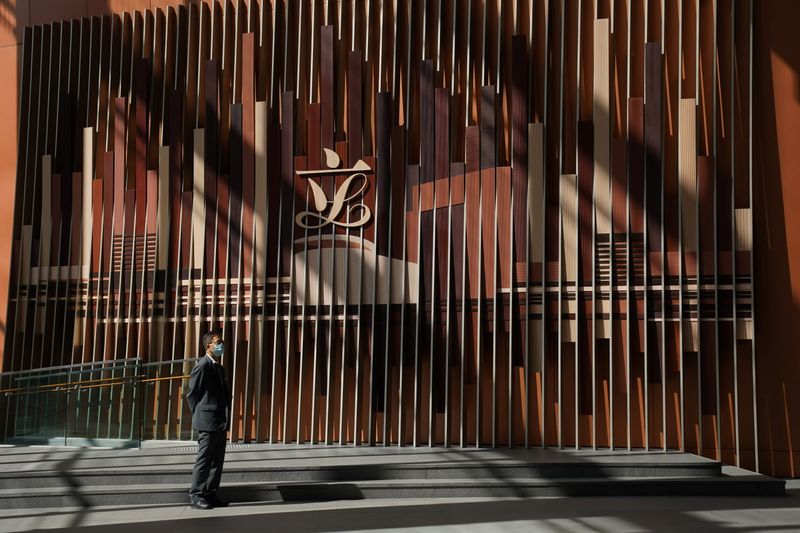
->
<box><xmin>2</xmin><ymin>0</ymin><xmax>758</xmax><ymax>472</ymax></box>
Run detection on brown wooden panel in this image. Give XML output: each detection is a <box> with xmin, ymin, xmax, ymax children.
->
<box><xmin>511</xmin><ymin>35</ymin><xmax>528</xmax><ymax>263</ymax></box>
<box><xmin>645</xmin><ymin>42</ymin><xmax>663</xmax><ymax>258</ymax></box>
<box><xmin>405</xmin><ymin>164</ymin><xmax>419</xmax><ymax>265</ymax></box>
<box><xmin>102</xmin><ymin>151</ymin><xmax>114</xmax><ymax>275</ymax></box>
<box><xmin>465</xmin><ymin>126</ymin><xmax>480</xmax><ymax>301</ymax></box>
<box><xmin>216</xmin><ymin>171</ymin><xmax>229</xmax><ymax>279</ymax></box>
<box><xmin>629</xmin><ymin>97</ymin><xmax>645</xmax><ymax>235</ymax></box>
<box><xmin>698</xmin><ymin>155</ymin><xmax>715</xmax><ymax>277</ymax></box>
<box><xmin>167</xmin><ymin>90</ymin><xmax>182</xmax><ymax>272</ymax></box>
<box><xmin>481</xmin><ymin>167</ymin><xmax>496</xmax><ymax>299</ymax></box>
<box><xmin>375</xmin><ymin>93</ymin><xmax>391</xmax><ymax>257</ymax></box>
<box><xmin>113</xmin><ymin>97</ymin><xmax>126</xmax><ymax>236</ymax></box>
<box><xmin>496</xmin><ymin>167</ymin><xmax>512</xmax><ymax>290</ymax></box>
<box><xmin>134</xmin><ymin>58</ymin><xmax>148</xmax><ymax>235</ymax></box>
<box><xmin>434</xmin><ymin>180</ymin><xmax>449</xmax><ymax>210</ymax></box>
<box><xmin>91</xmin><ymin>180</ymin><xmax>102</xmax><ymax>273</ymax></box>
<box><xmin>180</xmin><ymin>190</ymin><xmax>192</xmax><ymax>273</ymax></box>
<box><xmin>148</xmin><ymin>10</ymin><xmax>165</xmax><ymax>169</ymax></box>
<box><xmin>578</xmin><ymin>121</ymin><xmax>593</xmax><ymax>287</ymax></box>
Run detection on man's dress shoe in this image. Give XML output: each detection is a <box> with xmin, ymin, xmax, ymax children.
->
<box><xmin>190</xmin><ymin>496</ymin><xmax>213</xmax><ymax>509</ymax></box>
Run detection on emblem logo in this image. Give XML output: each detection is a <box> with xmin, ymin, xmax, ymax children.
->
<box><xmin>295</xmin><ymin>148</ymin><xmax>372</xmax><ymax>230</ymax></box>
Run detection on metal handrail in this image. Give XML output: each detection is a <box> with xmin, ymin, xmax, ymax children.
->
<box><xmin>1</xmin><ymin>358</ymin><xmax>204</xmax><ymax>446</ymax></box>
<box><xmin>0</xmin><ymin>373</ymin><xmax>193</xmax><ymax>396</ymax></box>
<box><xmin>13</xmin><ymin>363</ymin><xmax>142</xmax><ymax>383</ymax></box>
<box><xmin>0</xmin><ymin>376</ymin><xmax>135</xmax><ymax>395</ymax></box>
<box><xmin>0</xmin><ymin>358</ymin><xmax>142</xmax><ymax>377</ymax></box>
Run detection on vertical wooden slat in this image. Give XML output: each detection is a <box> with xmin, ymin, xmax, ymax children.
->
<box><xmin>527</xmin><ymin>122</ymin><xmax>545</xmax><ymax>447</ymax></box>
<box><xmin>278</xmin><ymin>90</ymin><xmax>295</xmax><ymax>443</ymax></box>
<box><xmin>37</xmin><ymin>156</ymin><xmax>53</xmax><ymax>370</ymax></box>
<box><xmin>254</xmin><ymin>100</ymin><xmax>269</xmax><ymax>442</ymax></box>
<box><xmin>192</xmin><ymin>130</ymin><xmax>206</xmax><ymax>272</ymax></box>
<box><xmin>241</xmin><ymin>33</ymin><xmax>257</xmax><ymax>442</ymax></box>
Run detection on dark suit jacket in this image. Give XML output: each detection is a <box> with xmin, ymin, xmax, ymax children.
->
<box><xmin>186</xmin><ymin>355</ymin><xmax>231</xmax><ymax>432</ymax></box>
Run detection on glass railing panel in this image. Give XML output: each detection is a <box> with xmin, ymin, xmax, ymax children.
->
<box><xmin>1</xmin><ymin>357</ymin><xmax>200</xmax><ymax>446</ymax></box>
<box><xmin>140</xmin><ymin>358</ymin><xmax>199</xmax><ymax>442</ymax></box>
<box><xmin>1</xmin><ymin>359</ymin><xmax>142</xmax><ymax>446</ymax></box>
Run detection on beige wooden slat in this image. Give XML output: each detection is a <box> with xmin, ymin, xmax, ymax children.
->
<box><xmin>679</xmin><ymin>98</ymin><xmax>697</xmax><ymax>252</ymax></box>
<box><xmin>594</xmin><ymin>18</ymin><xmax>612</xmax><ymax>342</ymax></box>
<box><xmin>736</xmin><ymin>319</ymin><xmax>753</xmax><ymax>340</ymax></box>
<box><xmin>81</xmin><ymin>136</ymin><xmax>95</xmax><ymax>274</ymax></box>
<box><xmin>255</xmin><ymin>101</ymin><xmax>268</xmax><ymax>284</ymax></box>
<box><xmin>528</xmin><ymin>123</ymin><xmax>545</xmax><ymax>263</ymax></box>
<box><xmin>734</xmin><ymin>208</ymin><xmax>752</xmax><ymax>251</ymax></box>
<box><xmin>594</xmin><ymin>19</ymin><xmax>612</xmax><ymax>236</ymax></box>
<box><xmin>79</xmin><ymin>127</ymin><xmax>94</xmax><ymax>361</ymax></box>
<box><xmin>252</xmin><ymin>101</ymin><xmax>270</xmax><ymax>444</ymax></box>
<box><xmin>192</xmin><ymin>129</ymin><xmax>206</xmax><ymax>270</ymax></box>
<box><xmin>528</xmin><ymin>121</ymin><xmax>545</xmax><ymax>376</ymax></box>
<box><xmin>39</xmin><ymin>156</ymin><xmax>52</xmax><ymax>285</ymax></box>
<box><xmin>561</xmin><ymin>173</ymin><xmax>578</xmax><ymax>284</ymax></box>
<box><xmin>187</xmin><ymin>128</ymin><xmax>206</xmax><ymax>363</ymax></box>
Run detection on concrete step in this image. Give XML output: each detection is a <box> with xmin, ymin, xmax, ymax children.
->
<box><xmin>0</xmin><ymin>459</ymin><xmax>723</xmax><ymax>489</ymax></box>
<box><xmin>0</xmin><ymin>445</ymin><xmax>780</xmax><ymax>510</ymax></box>
<box><xmin>0</xmin><ymin>474</ymin><xmax>784</xmax><ymax>509</ymax></box>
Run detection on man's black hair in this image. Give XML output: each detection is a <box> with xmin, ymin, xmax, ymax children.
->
<box><xmin>202</xmin><ymin>330</ymin><xmax>222</xmax><ymax>350</ymax></box>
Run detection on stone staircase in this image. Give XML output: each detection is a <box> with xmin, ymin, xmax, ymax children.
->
<box><xmin>0</xmin><ymin>443</ymin><xmax>784</xmax><ymax>508</ymax></box>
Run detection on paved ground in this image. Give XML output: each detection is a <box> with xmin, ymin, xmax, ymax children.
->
<box><xmin>0</xmin><ymin>443</ymin><xmax>797</xmax><ymax>532</ymax></box>
<box><xmin>1</xmin><ymin>484</ymin><xmax>799</xmax><ymax>533</ymax></box>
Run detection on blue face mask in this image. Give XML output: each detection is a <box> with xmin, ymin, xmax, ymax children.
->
<box><xmin>212</xmin><ymin>342</ymin><xmax>224</xmax><ymax>358</ymax></box>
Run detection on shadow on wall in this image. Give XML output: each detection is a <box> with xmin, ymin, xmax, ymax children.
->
<box><xmin>1</xmin><ymin>0</ymin><xmax>800</xmax><ymax>477</ymax></box>
<box><xmin>0</xmin><ymin>0</ymin><xmax>203</xmax><ymax>371</ymax></box>
<box><xmin>754</xmin><ymin>0</ymin><xmax>800</xmax><ymax>478</ymax></box>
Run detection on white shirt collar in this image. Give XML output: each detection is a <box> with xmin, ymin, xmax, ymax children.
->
<box><xmin>205</xmin><ymin>353</ymin><xmax>218</xmax><ymax>365</ymax></box>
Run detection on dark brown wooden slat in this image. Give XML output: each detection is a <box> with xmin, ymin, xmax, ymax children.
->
<box><xmin>511</xmin><ymin>35</ymin><xmax>528</xmax><ymax>265</ymax></box>
<box><xmin>464</xmin><ymin>126</ymin><xmax>480</xmax><ymax>395</ymax></box>
<box><xmin>433</xmin><ymin>87</ymin><xmax>450</xmax><ymax>420</ymax></box>
<box><xmin>347</xmin><ymin>50</ymin><xmax>363</xmax><ymax>166</ymax></box>
<box><xmin>229</xmin><ymin>103</ymin><xmax>243</xmax><ymax>283</ymax></box>
<box><xmin>698</xmin><ymin>155</ymin><xmax>715</xmax><ymax>278</ymax></box>
<box><xmin>242</xmin><ymin>33</ymin><xmax>256</xmax><ymax>279</ymax></box>
<box><xmin>320</xmin><ymin>25</ymin><xmax>334</xmax><ymax>153</ymax></box>
<box><xmin>204</xmin><ymin>60</ymin><xmax>219</xmax><ymax>279</ymax></box>
<box><xmin>279</xmin><ymin>91</ymin><xmax>294</xmax><ymax>277</ymax></box>
<box><xmin>645</xmin><ymin>42</ymin><xmax>663</xmax><ymax>260</ymax></box>
<box><xmin>628</xmin><ymin>96</ymin><xmax>645</xmax><ymax>232</ymax></box>
<box><xmin>134</xmin><ymin>59</ymin><xmax>148</xmax><ymax>235</ymax></box>
<box><xmin>578</xmin><ymin>120</ymin><xmax>593</xmax><ymax>287</ymax></box>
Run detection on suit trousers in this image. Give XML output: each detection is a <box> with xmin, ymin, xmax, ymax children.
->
<box><xmin>189</xmin><ymin>430</ymin><xmax>227</xmax><ymax>497</ymax></box>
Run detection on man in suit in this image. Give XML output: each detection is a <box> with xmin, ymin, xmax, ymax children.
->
<box><xmin>186</xmin><ymin>330</ymin><xmax>231</xmax><ymax>509</ymax></box>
